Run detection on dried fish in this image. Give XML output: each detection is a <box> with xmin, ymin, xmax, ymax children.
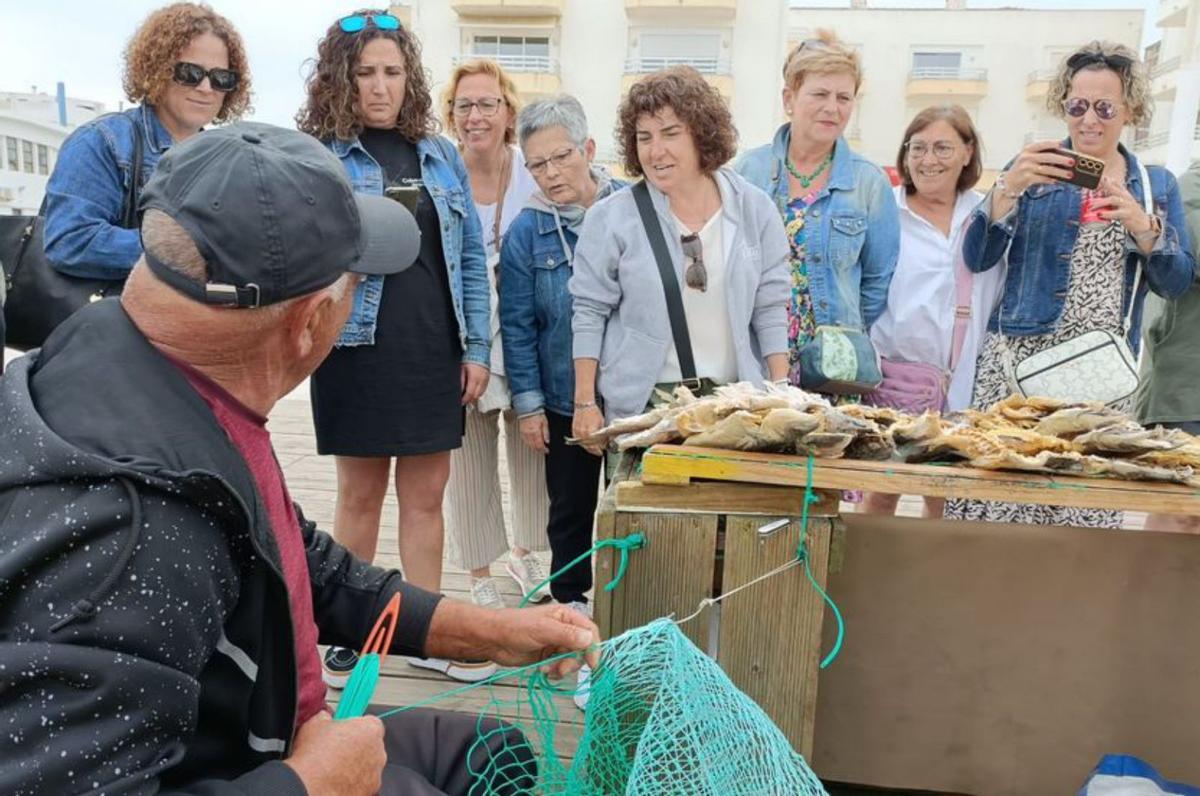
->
<box><xmin>615</xmin><ymin>414</ymin><xmax>682</xmax><ymax>451</ymax></box>
<box><xmin>1072</xmin><ymin>422</ymin><xmax>1185</xmax><ymax>456</ymax></box>
<box><xmin>683</xmin><ymin>411</ymin><xmax>764</xmax><ymax>450</ymax></box>
<box><xmin>1034</xmin><ymin>406</ymin><xmax>1125</xmax><ymax>438</ymax></box>
<box><xmin>796</xmin><ymin>431</ymin><xmax>854</xmax><ymax>458</ymax></box>
<box><xmin>757</xmin><ymin>407</ymin><xmax>822</xmax><ymax>450</ymax></box>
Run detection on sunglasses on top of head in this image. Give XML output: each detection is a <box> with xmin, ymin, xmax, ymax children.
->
<box><xmin>339</xmin><ymin>13</ymin><xmax>402</xmax><ymax>33</ymax></box>
<box><xmin>173</xmin><ymin>62</ymin><xmax>239</xmax><ymax>92</ymax></box>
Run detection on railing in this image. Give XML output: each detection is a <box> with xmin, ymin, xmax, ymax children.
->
<box><xmin>1133</xmin><ymin>125</ymin><xmax>1200</xmax><ymax>151</ymax></box>
<box><xmin>624</xmin><ymin>56</ymin><xmax>732</xmax><ymax>75</ymax></box>
<box><xmin>908</xmin><ymin>67</ymin><xmax>988</xmax><ymax>81</ymax></box>
<box><xmin>1151</xmin><ymin>56</ymin><xmax>1181</xmax><ymax>78</ymax></box>
<box><xmin>1023</xmin><ymin>130</ymin><xmax>1064</xmax><ymax>144</ymax></box>
<box><xmin>453</xmin><ymin>54</ymin><xmax>558</xmax><ymax>73</ymax></box>
<box><xmin>1026</xmin><ymin>68</ymin><xmax>1056</xmax><ymax>84</ymax></box>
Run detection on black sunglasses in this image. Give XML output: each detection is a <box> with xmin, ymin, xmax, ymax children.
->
<box><xmin>680</xmin><ymin>234</ymin><xmax>706</xmax><ymax>291</ymax></box>
<box><xmin>1066</xmin><ymin>51</ymin><xmax>1133</xmax><ymax>75</ymax></box>
<box><xmin>173</xmin><ymin>61</ymin><xmax>239</xmax><ymax>92</ymax></box>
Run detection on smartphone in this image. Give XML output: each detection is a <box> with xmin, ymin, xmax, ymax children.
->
<box><xmin>1050</xmin><ymin>148</ymin><xmax>1104</xmax><ymax>191</ymax></box>
<box><xmin>384</xmin><ymin>184</ymin><xmax>420</xmax><ymax>214</ymax></box>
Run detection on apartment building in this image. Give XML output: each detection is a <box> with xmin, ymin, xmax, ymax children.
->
<box><xmin>1135</xmin><ymin>0</ymin><xmax>1199</xmax><ymax>171</ymax></box>
<box><xmin>395</xmin><ymin>1</ymin><xmax>1145</xmax><ymax>182</ymax></box>
<box><xmin>0</xmin><ymin>87</ymin><xmax>104</xmax><ymax>215</ymax></box>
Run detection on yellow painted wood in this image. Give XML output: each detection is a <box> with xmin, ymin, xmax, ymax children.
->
<box><xmin>616</xmin><ymin>480</ymin><xmax>840</xmax><ymax>517</ymax></box>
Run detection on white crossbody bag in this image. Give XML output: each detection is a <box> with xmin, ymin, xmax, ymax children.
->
<box><xmin>1000</xmin><ymin>161</ymin><xmax>1152</xmax><ymax>406</ymax></box>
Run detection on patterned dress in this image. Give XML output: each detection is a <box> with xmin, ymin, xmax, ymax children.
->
<box><xmin>785</xmin><ymin>192</ymin><xmax>820</xmax><ymax>384</ymax></box>
<box><xmin>944</xmin><ymin>202</ymin><xmax>1131</xmax><ymax>528</ymax></box>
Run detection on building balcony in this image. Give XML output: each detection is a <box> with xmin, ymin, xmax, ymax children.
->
<box><xmin>1151</xmin><ymin>56</ymin><xmax>1181</xmax><ymax>100</ymax></box>
<box><xmin>1158</xmin><ymin>0</ymin><xmax>1190</xmax><ymax>28</ymax></box>
<box><xmin>1023</xmin><ymin>129</ymin><xmax>1065</xmax><ymax>145</ymax></box>
<box><xmin>1132</xmin><ymin>124</ymin><xmax>1200</xmax><ymax>165</ymax></box>
<box><xmin>622</xmin><ymin>57</ymin><xmax>734</xmax><ymax>97</ymax></box>
<box><xmin>1025</xmin><ymin>69</ymin><xmax>1056</xmax><ymax>102</ymax></box>
<box><xmin>449</xmin><ymin>0</ymin><xmax>563</xmax><ymax>17</ymax></box>
<box><xmin>453</xmin><ymin>54</ymin><xmax>561</xmax><ymax>96</ymax></box>
<box><xmin>386</xmin><ymin>4</ymin><xmax>412</xmax><ymax>27</ymax></box>
<box><xmin>906</xmin><ymin>68</ymin><xmax>988</xmax><ymax>100</ymax></box>
<box><xmin>625</xmin><ymin>0</ymin><xmax>737</xmax><ymax>20</ymax></box>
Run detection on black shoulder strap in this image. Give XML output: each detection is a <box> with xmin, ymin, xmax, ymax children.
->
<box><xmin>632</xmin><ymin>180</ymin><xmax>696</xmax><ymax>382</ymax></box>
<box><xmin>122</xmin><ymin>113</ymin><xmax>145</xmax><ymax>229</ymax></box>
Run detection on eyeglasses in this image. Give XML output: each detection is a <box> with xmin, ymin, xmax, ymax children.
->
<box><xmin>452</xmin><ymin>97</ymin><xmax>505</xmax><ymax>118</ymax></box>
<box><xmin>1063</xmin><ymin>97</ymin><xmax>1122</xmax><ymax>121</ymax></box>
<box><xmin>1066</xmin><ymin>51</ymin><xmax>1132</xmax><ymax>75</ymax></box>
<box><xmin>172</xmin><ymin>62</ymin><xmax>239</xmax><ymax>92</ymax></box>
<box><xmin>339</xmin><ymin>13</ymin><xmax>401</xmax><ymax>33</ymax></box>
<box><xmin>905</xmin><ymin>140</ymin><xmax>959</xmax><ymax>160</ymax></box>
<box><xmin>526</xmin><ymin>147</ymin><xmax>578</xmax><ymax>176</ymax></box>
<box><xmin>680</xmin><ymin>234</ymin><xmax>706</xmax><ymax>291</ymax></box>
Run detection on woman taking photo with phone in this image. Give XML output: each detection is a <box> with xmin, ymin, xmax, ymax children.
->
<box><xmin>298</xmin><ymin>9</ymin><xmax>493</xmax><ymax>684</ymax></box>
<box><xmin>945</xmin><ymin>40</ymin><xmax>1195</xmax><ymax>528</ymax></box>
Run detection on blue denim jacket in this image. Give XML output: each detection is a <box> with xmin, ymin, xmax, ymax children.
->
<box><xmin>735</xmin><ymin>123</ymin><xmax>900</xmax><ymax>329</ymax></box>
<box><xmin>44</xmin><ymin>104</ymin><xmax>173</xmax><ymax>279</ymax></box>
<box><xmin>964</xmin><ymin>142</ymin><xmax>1195</xmax><ymax>352</ymax></box>
<box><xmin>499</xmin><ymin>180</ymin><xmax>629</xmax><ymax>418</ymax></box>
<box><xmin>329</xmin><ymin>134</ymin><xmax>491</xmax><ymax>366</ymax></box>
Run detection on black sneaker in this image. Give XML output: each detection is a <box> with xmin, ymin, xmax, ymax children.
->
<box><xmin>322</xmin><ymin>646</ymin><xmax>358</xmax><ymax>690</ymax></box>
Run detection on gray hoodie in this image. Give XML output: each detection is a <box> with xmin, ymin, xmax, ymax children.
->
<box><xmin>569</xmin><ymin>166</ymin><xmax>789</xmax><ymax>420</ymax></box>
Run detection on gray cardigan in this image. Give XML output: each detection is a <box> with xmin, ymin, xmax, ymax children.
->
<box><xmin>569</xmin><ymin>167</ymin><xmax>789</xmax><ymax>420</ymax></box>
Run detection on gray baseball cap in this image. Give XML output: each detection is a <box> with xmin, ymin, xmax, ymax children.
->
<box><xmin>139</xmin><ymin>121</ymin><xmax>420</xmax><ymax>308</ymax></box>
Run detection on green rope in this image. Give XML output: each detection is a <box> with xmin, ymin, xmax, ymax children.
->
<box><xmin>794</xmin><ymin>454</ymin><xmax>845</xmax><ymax>670</ymax></box>
<box><xmin>518</xmin><ymin>533</ymin><xmax>647</xmax><ymax>609</ymax></box>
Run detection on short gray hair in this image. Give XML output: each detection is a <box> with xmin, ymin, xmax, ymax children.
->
<box><xmin>517</xmin><ymin>94</ymin><xmax>589</xmax><ymax>150</ymax></box>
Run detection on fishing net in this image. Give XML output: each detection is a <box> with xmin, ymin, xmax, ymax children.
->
<box><xmin>456</xmin><ymin>617</ymin><xmax>828</xmax><ymax>795</ymax></box>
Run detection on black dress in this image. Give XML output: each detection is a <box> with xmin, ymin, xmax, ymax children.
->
<box><xmin>311</xmin><ymin>129</ymin><xmax>464</xmax><ymax>456</ymax></box>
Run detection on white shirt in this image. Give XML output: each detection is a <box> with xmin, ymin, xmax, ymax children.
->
<box><xmin>658</xmin><ymin>209</ymin><xmax>739</xmax><ymax>385</ymax></box>
<box><xmin>870</xmin><ymin>186</ymin><xmax>1003</xmax><ymax>411</ymax></box>
<box><xmin>471</xmin><ymin>147</ymin><xmax>538</xmax><ymax>408</ymax></box>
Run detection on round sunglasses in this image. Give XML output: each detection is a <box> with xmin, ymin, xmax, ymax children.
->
<box><xmin>173</xmin><ymin>62</ymin><xmax>239</xmax><ymax>92</ymax></box>
<box><xmin>1062</xmin><ymin>97</ymin><xmax>1121</xmax><ymax>121</ymax></box>
<box><xmin>339</xmin><ymin>13</ymin><xmax>401</xmax><ymax>33</ymax></box>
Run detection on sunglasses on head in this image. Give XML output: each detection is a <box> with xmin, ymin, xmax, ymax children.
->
<box><xmin>1062</xmin><ymin>97</ymin><xmax>1121</xmax><ymax>121</ymax></box>
<box><xmin>680</xmin><ymin>234</ymin><xmax>706</xmax><ymax>291</ymax></box>
<box><xmin>1066</xmin><ymin>51</ymin><xmax>1132</xmax><ymax>75</ymax></box>
<box><xmin>339</xmin><ymin>13</ymin><xmax>401</xmax><ymax>33</ymax></box>
<box><xmin>173</xmin><ymin>62</ymin><xmax>239</xmax><ymax>92</ymax></box>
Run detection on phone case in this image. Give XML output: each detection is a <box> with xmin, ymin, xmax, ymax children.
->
<box><xmin>1054</xmin><ymin>148</ymin><xmax>1104</xmax><ymax>191</ymax></box>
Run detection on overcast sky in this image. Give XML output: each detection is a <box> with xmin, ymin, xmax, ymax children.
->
<box><xmin>0</xmin><ymin>0</ymin><xmax>1159</xmax><ymax>128</ymax></box>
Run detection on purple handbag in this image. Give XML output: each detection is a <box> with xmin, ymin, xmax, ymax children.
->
<box><xmin>867</xmin><ymin>358</ymin><xmax>948</xmax><ymax>413</ymax></box>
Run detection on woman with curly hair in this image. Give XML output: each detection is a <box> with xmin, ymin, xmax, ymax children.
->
<box><xmin>44</xmin><ymin>2</ymin><xmax>249</xmax><ymax>281</ymax></box>
<box><xmin>297</xmin><ymin>10</ymin><xmax>495</xmax><ymax>685</ymax></box>
<box><xmin>570</xmin><ymin>65</ymin><xmax>790</xmax><ymax>444</ymax></box>
<box><xmin>736</xmin><ymin>29</ymin><xmax>898</xmax><ymax>399</ymax></box>
<box><xmin>945</xmin><ymin>41</ymin><xmax>1195</xmax><ymax>529</ymax></box>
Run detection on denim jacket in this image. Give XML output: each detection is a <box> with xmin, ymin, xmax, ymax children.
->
<box><xmin>44</xmin><ymin>104</ymin><xmax>173</xmax><ymax>279</ymax></box>
<box><xmin>499</xmin><ymin>179</ymin><xmax>629</xmax><ymax>418</ymax></box>
<box><xmin>328</xmin><ymin>134</ymin><xmax>490</xmax><ymax>366</ymax></box>
<box><xmin>964</xmin><ymin>142</ymin><xmax>1195</xmax><ymax>352</ymax></box>
<box><xmin>735</xmin><ymin>123</ymin><xmax>899</xmax><ymax>330</ymax></box>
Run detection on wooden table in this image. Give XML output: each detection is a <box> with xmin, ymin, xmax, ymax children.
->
<box><xmin>596</xmin><ymin>445</ymin><xmax>1200</xmax><ymax>795</ymax></box>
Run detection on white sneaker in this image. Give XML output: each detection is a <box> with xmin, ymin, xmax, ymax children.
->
<box><xmin>404</xmin><ymin>655</ymin><xmax>498</xmax><ymax>683</ymax></box>
<box><xmin>505</xmin><ymin>551</ymin><xmax>552</xmax><ymax>604</ymax></box>
<box><xmin>565</xmin><ymin>601</ymin><xmax>592</xmax><ymax>711</ymax></box>
<box><xmin>470</xmin><ymin>576</ymin><xmax>506</xmax><ymax>610</ymax></box>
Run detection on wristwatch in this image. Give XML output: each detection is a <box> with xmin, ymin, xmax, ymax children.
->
<box><xmin>1133</xmin><ymin>213</ymin><xmax>1163</xmax><ymax>242</ymax></box>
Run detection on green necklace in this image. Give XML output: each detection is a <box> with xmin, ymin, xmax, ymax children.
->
<box><xmin>785</xmin><ymin>151</ymin><xmax>833</xmax><ymax>188</ymax></box>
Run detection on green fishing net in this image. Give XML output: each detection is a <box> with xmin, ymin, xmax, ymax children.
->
<box><xmin>462</xmin><ymin>617</ymin><xmax>828</xmax><ymax>795</ymax></box>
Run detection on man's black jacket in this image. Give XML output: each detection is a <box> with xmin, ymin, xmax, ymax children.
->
<box><xmin>0</xmin><ymin>300</ymin><xmax>441</xmax><ymax>795</ymax></box>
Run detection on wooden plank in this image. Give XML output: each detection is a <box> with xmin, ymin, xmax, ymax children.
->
<box><xmin>615</xmin><ymin>480</ymin><xmax>839</xmax><ymax>517</ymax></box>
<box><xmin>592</xmin><ymin>478</ymin><xmax>620</xmax><ymax>645</ymax></box>
<box><xmin>641</xmin><ymin>444</ymin><xmax>1200</xmax><ymax>516</ymax></box>
<box><xmin>717</xmin><ymin>515</ymin><xmax>832</xmax><ymax>761</ymax></box>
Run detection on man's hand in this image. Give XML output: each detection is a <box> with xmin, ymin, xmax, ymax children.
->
<box><xmin>284</xmin><ymin>712</ymin><xmax>386</xmax><ymax>796</ymax></box>
<box><xmin>461</xmin><ymin>362</ymin><xmax>490</xmax><ymax>405</ymax></box>
<box><xmin>484</xmin><ymin>603</ymin><xmax>601</xmax><ymax>679</ymax></box>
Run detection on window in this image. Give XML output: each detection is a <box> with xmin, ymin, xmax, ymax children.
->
<box><xmin>471</xmin><ymin>35</ymin><xmax>551</xmax><ymax>70</ymax></box>
<box><xmin>37</xmin><ymin>144</ymin><xmax>49</xmax><ymax>175</ymax></box>
<box><xmin>21</xmin><ymin>140</ymin><xmax>34</xmax><ymax>173</ymax></box>
<box><xmin>636</xmin><ymin>32</ymin><xmax>724</xmax><ymax>73</ymax></box>
<box><xmin>4</xmin><ymin>137</ymin><xmax>16</xmax><ymax>171</ymax></box>
<box><xmin>912</xmin><ymin>51</ymin><xmax>962</xmax><ymax>71</ymax></box>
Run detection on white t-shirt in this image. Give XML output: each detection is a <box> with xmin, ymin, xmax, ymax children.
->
<box><xmin>869</xmin><ymin>186</ymin><xmax>1003</xmax><ymax>411</ymax></box>
<box><xmin>471</xmin><ymin>147</ymin><xmax>538</xmax><ymax>403</ymax></box>
<box><xmin>658</xmin><ymin>209</ymin><xmax>739</xmax><ymax>386</ymax></box>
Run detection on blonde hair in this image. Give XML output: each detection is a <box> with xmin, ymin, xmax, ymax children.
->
<box><xmin>1046</xmin><ymin>40</ymin><xmax>1152</xmax><ymax>127</ymax></box>
<box><xmin>782</xmin><ymin>29</ymin><xmax>862</xmax><ymax>94</ymax></box>
<box><xmin>440</xmin><ymin>59</ymin><xmax>521</xmax><ymax>145</ymax></box>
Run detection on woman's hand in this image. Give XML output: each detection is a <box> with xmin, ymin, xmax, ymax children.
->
<box><xmin>1093</xmin><ymin>175</ymin><xmax>1155</xmax><ymax>235</ymax></box>
<box><xmin>572</xmin><ymin>405</ymin><xmax>606</xmax><ymax>457</ymax></box>
<box><xmin>1001</xmin><ymin>140</ymin><xmax>1077</xmax><ymax>196</ymax></box>
<box><xmin>461</xmin><ymin>363</ymin><xmax>490</xmax><ymax>405</ymax></box>
<box><xmin>519</xmin><ymin>413</ymin><xmax>550</xmax><ymax>454</ymax></box>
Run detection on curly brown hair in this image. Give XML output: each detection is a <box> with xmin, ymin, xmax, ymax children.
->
<box><xmin>122</xmin><ymin>2</ymin><xmax>251</xmax><ymax>122</ymax></box>
<box><xmin>296</xmin><ymin>9</ymin><xmax>438</xmax><ymax>144</ymax></box>
<box><xmin>616</xmin><ymin>66</ymin><xmax>737</xmax><ymax>178</ymax></box>
<box><xmin>1046</xmin><ymin>40</ymin><xmax>1152</xmax><ymax>127</ymax></box>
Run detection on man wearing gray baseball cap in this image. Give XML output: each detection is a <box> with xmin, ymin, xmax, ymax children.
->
<box><xmin>0</xmin><ymin>122</ymin><xmax>599</xmax><ymax>796</ymax></box>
